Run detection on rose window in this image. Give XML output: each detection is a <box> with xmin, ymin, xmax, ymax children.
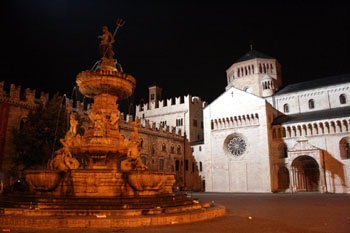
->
<box><xmin>228</xmin><ymin>137</ymin><xmax>246</xmax><ymax>156</ymax></box>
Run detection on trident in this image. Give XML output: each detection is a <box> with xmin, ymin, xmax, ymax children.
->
<box><xmin>103</xmin><ymin>18</ymin><xmax>126</xmax><ymax>58</ymax></box>
<box><xmin>113</xmin><ymin>18</ymin><xmax>126</xmax><ymax>38</ymax></box>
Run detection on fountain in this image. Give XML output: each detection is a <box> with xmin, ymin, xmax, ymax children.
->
<box><xmin>0</xmin><ymin>20</ymin><xmax>225</xmax><ymax>229</ymax></box>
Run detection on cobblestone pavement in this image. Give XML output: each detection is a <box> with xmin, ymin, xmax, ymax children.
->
<box><xmin>3</xmin><ymin>192</ymin><xmax>350</xmax><ymax>233</ymax></box>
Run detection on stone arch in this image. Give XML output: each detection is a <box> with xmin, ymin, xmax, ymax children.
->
<box><xmin>291</xmin><ymin>155</ymin><xmax>320</xmax><ymax>192</ymax></box>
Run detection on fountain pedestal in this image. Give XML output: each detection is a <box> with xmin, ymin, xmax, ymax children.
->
<box><xmin>0</xmin><ymin>26</ymin><xmax>225</xmax><ymax>229</ymax></box>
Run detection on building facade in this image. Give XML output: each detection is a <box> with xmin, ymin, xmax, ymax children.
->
<box><xmin>0</xmin><ymin>82</ymin><xmax>203</xmax><ymax>191</ymax></box>
<box><xmin>136</xmin><ymin>86</ymin><xmax>207</xmax><ymax>143</ymax></box>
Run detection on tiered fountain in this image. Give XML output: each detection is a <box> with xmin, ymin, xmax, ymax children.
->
<box><xmin>0</xmin><ymin>22</ymin><xmax>225</xmax><ymax>229</ymax></box>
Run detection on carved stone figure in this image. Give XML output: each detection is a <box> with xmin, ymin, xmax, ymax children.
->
<box><xmin>48</xmin><ymin>138</ymin><xmax>79</xmax><ymax>171</ymax></box>
<box><xmin>130</xmin><ymin>118</ymin><xmax>141</xmax><ymax>145</ymax></box>
<box><xmin>109</xmin><ymin>110</ymin><xmax>120</xmax><ymax>130</ymax></box>
<box><xmin>69</xmin><ymin>114</ymin><xmax>78</xmax><ymax>136</ymax></box>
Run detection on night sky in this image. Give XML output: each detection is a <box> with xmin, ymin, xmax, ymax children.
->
<box><xmin>4</xmin><ymin>0</ymin><xmax>350</xmax><ymax>105</ymax></box>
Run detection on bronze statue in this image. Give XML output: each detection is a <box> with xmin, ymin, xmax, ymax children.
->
<box><xmin>99</xmin><ymin>26</ymin><xmax>115</xmax><ymax>59</ymax></box>
<box><xmin>98</xmin><ymin>19</ymin><xmax>125</xmax><ymax>60</ymax></box>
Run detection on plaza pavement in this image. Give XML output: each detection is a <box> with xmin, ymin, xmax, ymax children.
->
<box><xmin>4</xmin><ymin>192</ymin><xmax>350</xmax><ymax>233</ymax></box>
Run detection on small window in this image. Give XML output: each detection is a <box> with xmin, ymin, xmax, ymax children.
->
<box><xmin>308</xmin><ymin>99</ymin><xmax>315</xmax><ymax>109</ymax></box>
<box><xmin>159</xmin><ymin>159</ymin><xmax>164</xmax><ymax>171</ymax></box>
<box><xmin>140</xmin><ymin>138</ymin><xmax>143</xmax><ymax>148</ymax></box>
<box><xmin>340</xmin><ymin>94</ymin><xmax>347</xmax><ymax>104</ymax></box>
<box><xmin>192</xmin><ymin>147</ymin><xmax>194</xmax><ymax>152</ymax></box>
<box><xmin>185</xmin><ymin>160</ymin><xmax>188</xmax><ymax>171</ymax></box>
<box><xmin>171</xmin><ymin>144</ymin><xmax>175</xmax><ymax>153</ymax></box>
<box><xmin>199</xmin><ymin>162</ymin><xmax>203</xmax><ymax>172</ymax></box>
<box><xmin>162</xmin><ymin>143</ymin><xmax>166</xmax><ymax>152</ymax></box>
<box><xmin>192</xmin><ymin>162</ymin><xmax>195</xmax><ymax>172</ymax></box>
<box><xmin>283</xmin><ymin>104</ymin><xmax>289</xmax><ymax>113</ymax></box>
<box><xmin>175</xmin><ymin>160</ymin><xmax>180</xmax><ymax>171</ymax></box>
<box><xmin>151</xmin><ymin>94</ymin><xmax>155</xmax><ymax>100</ymax></box>
<box><xmin>176</xmin><ymin>118</ymin><xmax>183</xmax><ymax>126</ymax></box>
<box><xmin>199</xmin><ymin>146</ymin><xmax>202</xmax><ymax>151</ymax></box>
<box><xmin>193</xmin><ymin>119</ymin><xmax>197</xmax><ymax>127</ymax></box>
<box><xmin>19</xmin><ymin>119</ymin><xmax>25</xmax><ymax>130</ymax></box>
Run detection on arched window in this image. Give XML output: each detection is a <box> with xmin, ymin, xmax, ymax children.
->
<box><xmin>177</xmin><ymin>145</ymin><xmax>181</xmax><ymax>154</ymax></box>
<box><xmin>340</xmin><ymin>137</ymin><xmax>350</xmax><ymax>159</ymax></box>
<box><xmin>140</xmin><ymin>138</ymin><xmax>143</xmax><ymax>148</ymax></box>
<box><xmin>339</xmin><ymin>94</ymin><xmax>347</xmax><ymax>104</ymax></box>
<box><xmin>283</xmin><ymin>104</ymin><xmax>289</xmax><ymax>113</ymax></box>
<box><xmin>19</xmin><ymin>118</ymin><xmax>25</xmax><ymax>130</ymax></box>
<box><xmin>308</xmin><ymin>99</ymin><xmax>315</xmax><ymax>109</ymax></box>
<box><xmin>171</xmin><ymin>144</ymin><xmax>175</xmax><ymax>153</ymax></box>
<box><xmin>161</xmin><ymin>143</ymin><xmax>166</xmax><ymax>152</ymax></box>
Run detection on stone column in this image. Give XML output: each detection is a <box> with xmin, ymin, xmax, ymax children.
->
<box><xmin>319</xmin><ymin>168</ymin><xmax>327</xmax><ymax>193</ymax></box>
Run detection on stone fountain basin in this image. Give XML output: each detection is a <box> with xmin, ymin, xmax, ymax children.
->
<box><xmin>127</xmin><ymin>171</ymin><xmax>175</xmax><ymax>192</ymax></box>
<box><xmin>76</xmin><ymin>70</ymin><xmax>136</xmax><ymax>99</ymax></box>
<box><xmin>25</xmin><ymin>170</ymin><xmax>62</xmax><ymax>192</ymax></box>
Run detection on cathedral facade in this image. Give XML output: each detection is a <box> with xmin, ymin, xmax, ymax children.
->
<box><xmin>203</xmin><ymin>50</ymin><xmax>350</xmax><ymax>193</ymax></box>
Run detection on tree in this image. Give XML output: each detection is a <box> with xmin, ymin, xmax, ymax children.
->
<box><xmin>11</xmin><ymin>93</ymin><xmax>68</xmax><ymax>172</ymax></box>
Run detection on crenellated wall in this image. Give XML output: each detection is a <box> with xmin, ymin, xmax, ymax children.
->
<box><xmin>0</xmin><ymin>81</ymin><xmax>49</xmax><ymax>109</ymax></box>
<box><xmin>136</xmin><ymin>94</ymin><xmax>207</xmax><ymax>143</ymax></box>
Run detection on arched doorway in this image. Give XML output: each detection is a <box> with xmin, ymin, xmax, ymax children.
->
<box><xmin>291</xmin><ymin>156</ymin><xmax>320</xmax><ymax>192</ymax></box>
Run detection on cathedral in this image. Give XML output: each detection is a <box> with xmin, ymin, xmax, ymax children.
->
<box><xmin>138</xmin><ymin>49</ymin><xmax>350</xmax><ymax>193</ymax></box>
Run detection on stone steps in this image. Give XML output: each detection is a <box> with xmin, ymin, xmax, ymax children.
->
<box><xmin>0</xmin><ymin>194</ymin><xmax>194</xmax><ymax>210</ymax></box>
<box><xmin>0</xmin><ymin>204</ymin><xmax>226</xmax><ymax>229</ymax></box>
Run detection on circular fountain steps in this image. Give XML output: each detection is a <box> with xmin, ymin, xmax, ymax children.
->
<box><xmin>0</xmin><ymin>194</ymin><xmax>195</xmax><ymax>212</ymax></box>
<box><xmin>0</xmin><ymin>194</ymin><xmax>226</xmax><ymax>228</ymax></box>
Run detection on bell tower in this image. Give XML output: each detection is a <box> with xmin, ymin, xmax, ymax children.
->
<box><xmin>225</xmin><ymin>49</ymin><xmax>282</xmax><ymax>97</ymax></box>
<box><xmin>148</xmin><ymin>85</ymin><xmax>162</xmax><ymax>104</ymax></box>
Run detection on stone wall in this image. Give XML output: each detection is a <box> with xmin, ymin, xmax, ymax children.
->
<box><xmin>274</xmin><ymin>83</ymin><xmax>350</xmax><ymax>114</ymax></box>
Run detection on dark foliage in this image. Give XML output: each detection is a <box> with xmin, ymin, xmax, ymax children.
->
<box><xmin>11</xmin><ymin>94</ymin><xmax>68</xmax><ymax>171</ymax></box>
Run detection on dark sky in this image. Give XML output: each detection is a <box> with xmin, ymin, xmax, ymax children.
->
<box><xmin>4</xmin><ymin>0</ymin><xmax>350</xmax><ymax>104</ymax></box>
